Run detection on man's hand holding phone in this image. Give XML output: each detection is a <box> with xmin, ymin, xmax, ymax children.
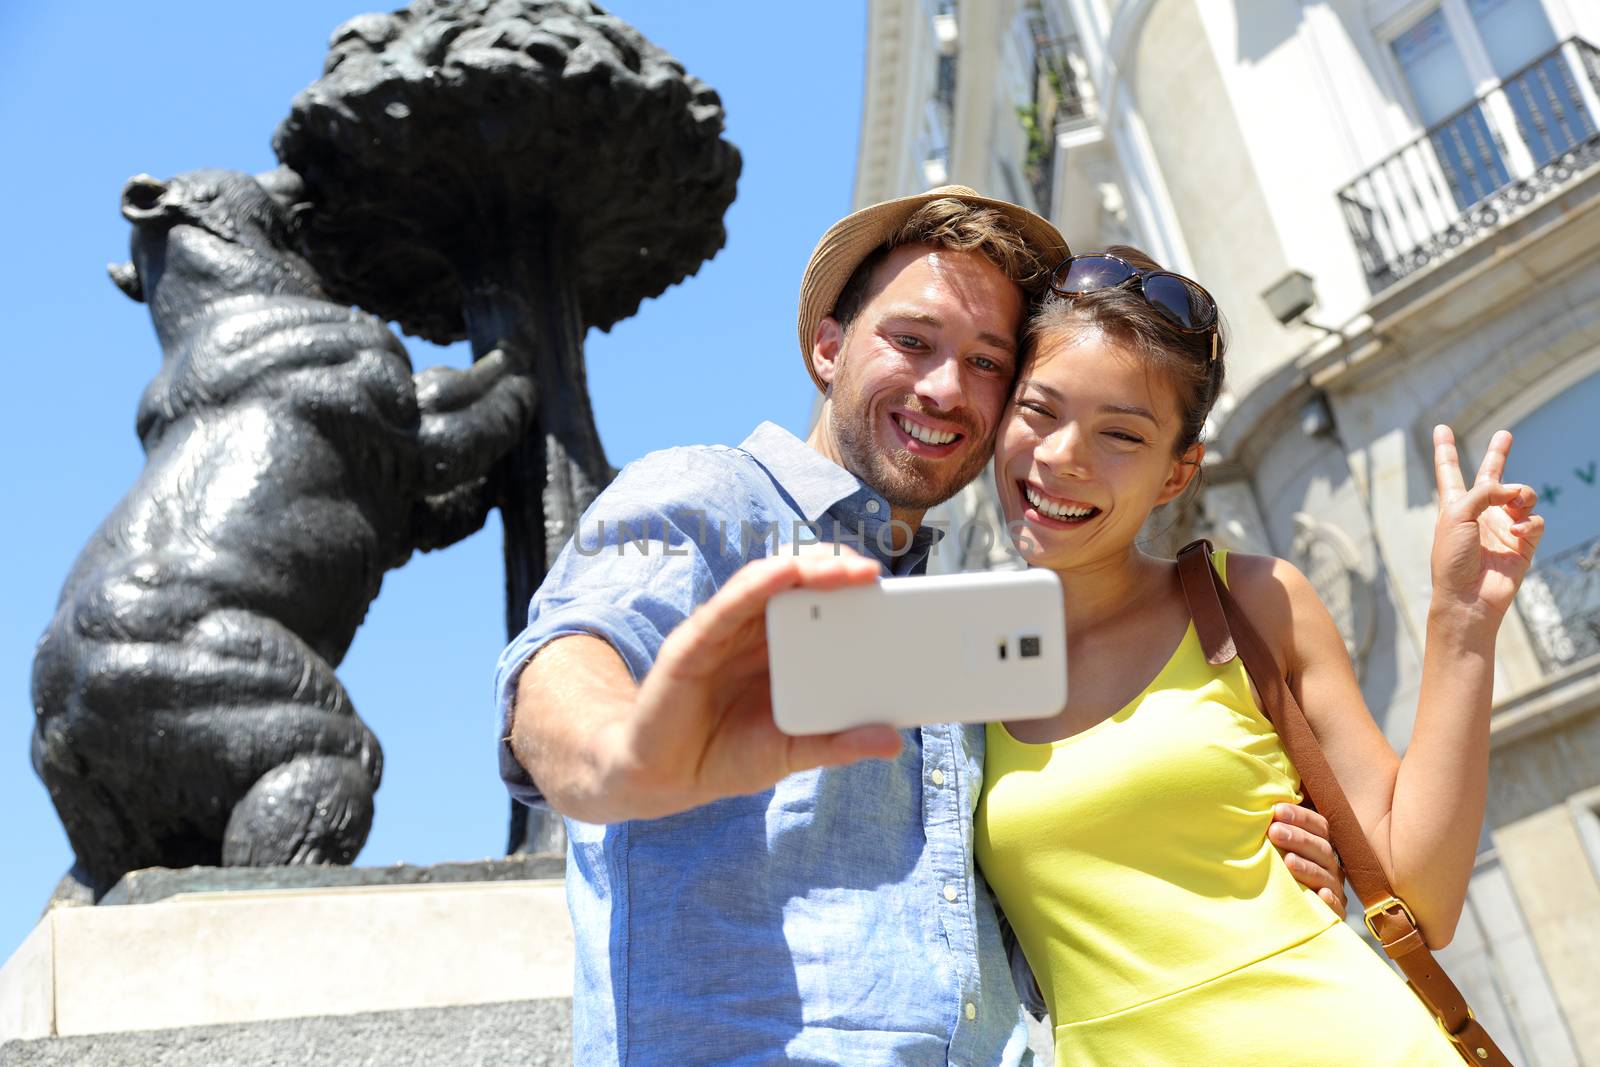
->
<box><xmin>612</xmin><ymin>546</ymin><xmax>902</xmax><ymax>820</ymax></box>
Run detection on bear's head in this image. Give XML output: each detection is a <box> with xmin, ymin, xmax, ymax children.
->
<box><xmin>109</xmin><ymin>167</ymin><xmax>317</xmax><ymax>305</ymax></box>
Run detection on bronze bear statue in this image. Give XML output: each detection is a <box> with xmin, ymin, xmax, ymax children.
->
<box><xmin>32</xmin><ymin>167</ymin><xmax>536</xmax><ymax>896</ymax></box>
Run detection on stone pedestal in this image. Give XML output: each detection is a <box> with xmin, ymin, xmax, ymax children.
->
<box><xmin>0</xmin><ymin>858</ymin><xmax>572</xmax><ymax>1065</ymax></box>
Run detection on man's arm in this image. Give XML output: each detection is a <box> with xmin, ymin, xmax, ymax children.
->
<box><xmin>507</xmin><ymin>553</ymin><xmax>903</xmax><ymax>824</ymax></box>
<box><xmin>509</xmin><ymin>634</ymin><xmax>638</xmax><ymax>823</ymax></box>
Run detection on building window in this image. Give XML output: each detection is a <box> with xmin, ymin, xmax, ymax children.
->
<box><xmin>1508</xmin><ymin>370</ymin><xmax>1600</xmax><ymax>673</ymax></box>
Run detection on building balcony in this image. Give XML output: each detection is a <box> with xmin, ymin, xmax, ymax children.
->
<box><xmin>1338</xmin><ymin>37</ymin><xmax>1600</xmax><ymax>292</ymax></box>
<box><xmin>1021</xmin><ymin>20</ymin><xmax>1095</xmax><ymax>217</ymax></box>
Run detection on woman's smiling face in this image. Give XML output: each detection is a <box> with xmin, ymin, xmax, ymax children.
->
<box><xmin>994</xmin><ymin>324</ymin><xmax>1202</xmax><ymax>568</ymax></box>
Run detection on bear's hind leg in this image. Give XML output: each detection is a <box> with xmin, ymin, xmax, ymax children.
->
<box><xmin>222</xmin><ymin>755</ymin><xmax>374</xmax><ymax>867</ymax></box>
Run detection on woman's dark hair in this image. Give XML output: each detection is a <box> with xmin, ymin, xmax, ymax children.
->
<box><xmin>1024</xmin><ymin>244</ymin><xmax>1226</xmax><ymax>458</ymax></box>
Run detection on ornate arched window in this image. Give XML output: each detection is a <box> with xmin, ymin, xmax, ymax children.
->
<box><xmin>1509</xmin><ymin>370</ymin><xmax>1600</xmax><ymax>672</ymax></box>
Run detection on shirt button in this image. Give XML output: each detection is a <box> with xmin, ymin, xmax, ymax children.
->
<box><xmin>943</xmin><ymin>884</ymin><xmax>958</xmax><ymax>902</ymax></box>
<box><xmin>965</xmin><ymin>1001</ymin><xmax>977</xmax><ymax>1021</ymax></box>
<box><xmin>930</xmin><ymin>768</ymin><xmax>946</xmax><ymax>786</ymax></box>
<box><xmin>865</xmin><ymin>499</ymin><xmax>881</xmax><ymax>514</ymax></box>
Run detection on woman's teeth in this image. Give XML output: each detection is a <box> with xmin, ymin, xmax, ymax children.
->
<box><xmin>894</xmin><ymin>413</ymin><xmax>959</xmax><ymax>446</ymax></box>
<box><xmin>1024</xmin><ymin>483</ymin><xmax>1098</xmax><ymax>521</ymax></box>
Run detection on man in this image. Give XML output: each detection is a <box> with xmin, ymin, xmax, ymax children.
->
<box><xmin>496</xmin><ymin>187</ymin><xmax>1344</xmax><ymax>1064</ymax></box>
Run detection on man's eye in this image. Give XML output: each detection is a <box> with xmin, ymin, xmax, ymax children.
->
<box><xmin>972</xmin><ymin>356</ymin><xmax>999</xmax><ymax>372</ymax></box>
<box><xmin>892</xmin><ymin>334</ymin><xmax>925</xmax><ymax>349</ymax></box>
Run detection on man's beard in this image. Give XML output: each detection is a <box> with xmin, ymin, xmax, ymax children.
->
<box><xmin>830</xmin><ymin>385</ymin><xmax>993</xmax><ymax>511</ymax></box>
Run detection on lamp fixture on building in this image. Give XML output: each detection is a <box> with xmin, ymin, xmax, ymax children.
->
<box><xmin>1263</xmin><ymin>270</ymin><xmax>1316</xmax><ymax>324</ymax></box>
<box><xmin>1262</xmin><ymin>269</ymin><xmax>1342</xmax><ymax>340</ymax></box>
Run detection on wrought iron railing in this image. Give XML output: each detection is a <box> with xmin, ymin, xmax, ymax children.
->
<box><xmin>1516</xmin><ymin>531</ymin><xmax>1600</xmax><ymax>673</ymax></box>
<box><xmin>1338</xmin><ymin>37</ymin><xmax>1600</xmax><ymax>291</ymax></box>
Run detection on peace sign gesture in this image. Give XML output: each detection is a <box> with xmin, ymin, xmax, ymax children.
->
<box><xmin>1430</xmin><ymin>425</ymin><xmax>1544</xmax><ymax>625</ymax></box>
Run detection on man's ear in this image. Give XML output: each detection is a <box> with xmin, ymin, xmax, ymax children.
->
<box><xmin>1155</xmin><ymin>442</ymin><xmax>1204</xmax><ymax>506</ymax></box>
<box><xmin>811</xmin><ymin>316</ymin><xmax>846</xmax><ymax>390</ymax></box>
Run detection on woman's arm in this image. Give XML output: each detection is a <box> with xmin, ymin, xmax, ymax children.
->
<box><xmin>1230</xmin><ymin>426</ymin><xmax>1542</xmax><ymax>948</ymax></box>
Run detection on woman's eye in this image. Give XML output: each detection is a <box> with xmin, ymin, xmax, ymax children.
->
<box><xmin>1106</xmin><ymin>431</ymin><xmax>1145</xmax><ymax>444</ymax></box>
<box><xmin>1017</xmin><ymin>400</ymin><xmax>1051</xmax><ymax>417</ymax></box>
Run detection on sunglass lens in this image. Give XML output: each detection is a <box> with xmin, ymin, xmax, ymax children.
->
<box><xmin>1143</xmin><ymin>274</ymin><xmax>1206</xmax><ymax>330</ymax></box>
<box><xmin>1059</xmin><ymin>255</ymin><xmax>1133</xmax><ymax>294</ymax></box>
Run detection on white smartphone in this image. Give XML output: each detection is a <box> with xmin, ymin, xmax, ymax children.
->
<box><xmin>766</xmin><ymin>569</ymin><xmax>1067</xmax><ymax>735</ymax></box>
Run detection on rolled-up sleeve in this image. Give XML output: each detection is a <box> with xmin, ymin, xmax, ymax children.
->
<box><xmin>494</xmin><ymin>447</ymin><xmax>754</xmax><ymax>807</ymax></box>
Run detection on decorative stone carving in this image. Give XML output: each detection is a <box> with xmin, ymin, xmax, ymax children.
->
<box><xmin>1289</xmin><ymin>512</ymin><xmax>1377</xmax><ymax>680</ymax></box>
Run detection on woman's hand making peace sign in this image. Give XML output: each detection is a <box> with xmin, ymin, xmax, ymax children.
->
<box><xmin>1429</xmin><ymin>425</ymin><xmax>1544</xmax><ymax>628</ymax></box>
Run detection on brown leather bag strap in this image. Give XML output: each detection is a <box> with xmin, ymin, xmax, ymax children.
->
<box><xmin>1175</xmin><ymin>540</ymin><xmax>1512</xmax><ymax>1066</ymax></box>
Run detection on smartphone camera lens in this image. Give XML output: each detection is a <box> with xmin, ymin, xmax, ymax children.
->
<box><xmin>1019</xmin><ymin>636</ymin><xmax>1041</xmax><ymax>659</ymax></box>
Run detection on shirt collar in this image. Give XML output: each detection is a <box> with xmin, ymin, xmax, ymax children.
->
<box><xmin>739</xmin><ymin>421</ymin><xmax>862</xmax><ymax>524</ymax></box>
<box><xmin>737</xmin><ymin>421</ymin><xmax>946</xmax><ymax>567</ymax></box>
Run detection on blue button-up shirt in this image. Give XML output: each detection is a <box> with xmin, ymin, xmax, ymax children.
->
<box><xmin>495</xmin><ymin>422</ymin><xmax>1033</xmax><ymax>1066</ymax></box>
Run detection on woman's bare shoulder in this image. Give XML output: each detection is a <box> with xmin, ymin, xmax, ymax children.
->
<box><xmin>1223</xmin><ymin>551</ymin><xmax>1353</xmax><ymax>677</ymax></box>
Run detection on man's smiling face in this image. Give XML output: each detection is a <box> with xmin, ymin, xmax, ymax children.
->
<box><xmin>812</xmin><ymin>243</ymin><xmax>1025</xmax><ymax>512</ymax></box>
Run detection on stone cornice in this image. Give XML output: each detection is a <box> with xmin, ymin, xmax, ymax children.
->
<box><xmin>855</xmin><ymin>0</ymin><xmax>912</xmax><ymax>207</ymax></box>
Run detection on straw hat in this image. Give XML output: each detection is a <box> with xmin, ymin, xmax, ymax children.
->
<box><xmin>795</xmin><ymin>184</ymin><xmax>1070</xmax><ymax>392</ymax></box>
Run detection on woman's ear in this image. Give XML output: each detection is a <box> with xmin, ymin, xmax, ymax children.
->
<box><xmin>1155</xmin><ymin>441</ymin><xmax>1204</xmax><ymax>506</ymax></box>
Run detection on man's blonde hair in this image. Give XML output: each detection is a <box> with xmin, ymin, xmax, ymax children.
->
<box><xmin>830</xmin><ymin>197</ymin><xmax>1049</xmax><ymax>333</ymax></box>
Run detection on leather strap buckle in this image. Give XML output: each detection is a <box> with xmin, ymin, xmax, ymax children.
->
<box><xmin>1363</xmin><ymin>895</ymin><xmax>1417</xmax><ymax>941</ymax></box>
<box><xmin>1440</xmin><ymin>1009</ymin><xmax>1491</xmax><ymax>1059</ymax></box>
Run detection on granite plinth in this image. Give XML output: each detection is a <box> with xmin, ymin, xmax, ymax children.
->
<box><xmin>0</xmin><ymin>858</ymin><xmax>573</xmax><ymax>1054</ymax></box>
<box><xmin>100</xmin><ymin>854</ymin><xmax>566</xmax><ymax>905</ymax></box>
<box><xmin>0</xmin><ymin>997</ymin><xmax>570</xmax><ymax>1066</ymax></box>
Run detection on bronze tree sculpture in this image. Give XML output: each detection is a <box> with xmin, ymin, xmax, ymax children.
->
<box><xmin>31</xmin><ymin>167</ymin><xmax>538</xmax><ymax>896</ymax></box>
<box><xmin>272</xmin><ymin>0</ymin><xmax>741</xmax><ymax>852</ymax></box>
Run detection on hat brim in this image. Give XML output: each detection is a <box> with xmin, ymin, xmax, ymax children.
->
<box><xmin>796</xmin><ymin>185</ymin><xmax>1070</xmax><ymax>392</ymax></box>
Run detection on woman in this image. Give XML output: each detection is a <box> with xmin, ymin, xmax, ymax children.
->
<box><xmin>973</xmin><ymin>247</ymin><xmax>1542</xmax><ymax>1065</ymax></box>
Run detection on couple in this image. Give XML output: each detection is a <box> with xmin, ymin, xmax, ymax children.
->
<box><xmin>496</xmin><ymin>187</ymin><xmax>1542</xmax><ymax>1065</ymax></box>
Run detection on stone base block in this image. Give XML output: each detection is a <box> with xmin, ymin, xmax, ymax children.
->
<box><xmin>0</xmin><ymin>864</ymin><xmax>572</xmax><ymax>1054</ymax></box>
<box><xmin>0</xmin><ymin>998</ymin><xmax>570</xmax><ymax>1067</ymax></box>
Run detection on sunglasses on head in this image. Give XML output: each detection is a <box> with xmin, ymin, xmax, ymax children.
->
<box><xmin>1049</xmin><ymin>253</ymin><xmax>1220</xmax><ymax>361</ymax></box>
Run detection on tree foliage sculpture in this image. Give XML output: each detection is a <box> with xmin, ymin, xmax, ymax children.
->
<box><xmin>274</xmin><ymin>0</ymin><xmax>741</xmax><ymax>851</ymax></box>
<box><xmin>275</xmin><ymin>0</ymin><xmax>740</xmax><ymax>626</ymax></box>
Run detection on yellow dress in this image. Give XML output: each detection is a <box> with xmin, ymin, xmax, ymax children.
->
<box><xmin>974</xmin><ymin>553</ymin><xmax>1462</xmax><ymax>1066</ymax></box>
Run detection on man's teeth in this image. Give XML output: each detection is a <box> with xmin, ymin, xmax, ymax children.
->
<box><xmin>1025</xmin><ymin>484</ymin><xmax>1096</xmax><ymax>520</ymax></box>
<box><xmin>894</xmin><ymin>414</ymin><xmax>959</xmax><ymax>446</ymax></box>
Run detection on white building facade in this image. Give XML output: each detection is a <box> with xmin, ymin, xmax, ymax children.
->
<box><xmin>852</xmin><ymin>0</ymin><xmax>1600</xmax><ymax>1061</ymax></box>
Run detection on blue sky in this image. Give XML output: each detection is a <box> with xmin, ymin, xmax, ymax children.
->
<box><xmin>0</xmin><ymin>2</ymin><xmax>865</xmax><ymax>964</ymax></box>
